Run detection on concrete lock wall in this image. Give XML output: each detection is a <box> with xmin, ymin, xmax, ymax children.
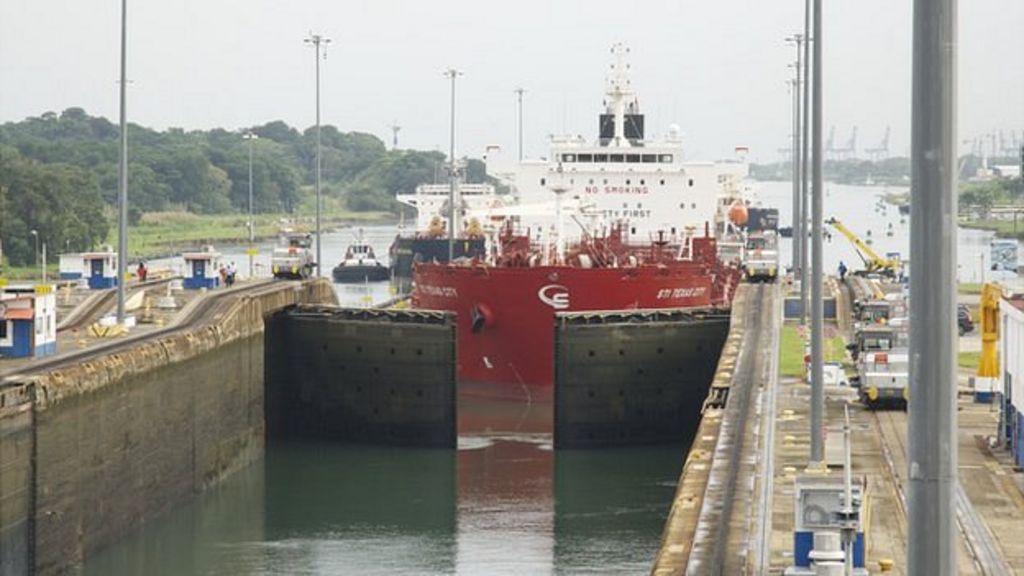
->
<box><xmin>554</xmin><ymin>310</ymin><xmax>731</xmax><ymax>449</ymax></box>
<box><xmin>0</xmin><ymin>279</ymin><xmax>336</xmax><ymax>575</ymax></box>
<box><xmin>265</xmin><ymin>306</ymin><xmax>457</xmax><ymax>448</ymax></box>
<box><xmin>0</xmin><ymin>387</ymin><xmax>33</xmax><ymax>576</ymax></box>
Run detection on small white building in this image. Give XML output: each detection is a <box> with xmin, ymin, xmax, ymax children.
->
<box><xmin>999</xmin><ymin>293</ymin><xmax>1024</xmax><ymax>466</ymax></box>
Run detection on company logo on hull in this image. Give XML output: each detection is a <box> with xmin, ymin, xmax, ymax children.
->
<box><xmin>538</xmin><ymin>284</ymin><xmax>570</xmax><ymax>310</ymax></box>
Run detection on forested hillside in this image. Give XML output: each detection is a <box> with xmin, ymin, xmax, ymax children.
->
<box><xmin>0</xmin><ymin>108</ymin><xmax>486</xmax><ymax>266</ymax></box>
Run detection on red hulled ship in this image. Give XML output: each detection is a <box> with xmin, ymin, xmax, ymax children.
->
<box><xmin>410</xmin><ymin>44</ymin><xmax>749</xmax><ymax>401</ymax></box>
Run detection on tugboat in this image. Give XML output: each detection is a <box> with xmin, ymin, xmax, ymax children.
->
<box><xmin>332</xmin><ymin>232</ymin><xmax>389</xmax><ymax>283</ymax></box>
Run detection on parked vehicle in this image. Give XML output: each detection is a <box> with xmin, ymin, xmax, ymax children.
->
<box><xmin>958</xmin><ymin>304</ymin><xmax>974</xmax><ymax>336</ymax></box>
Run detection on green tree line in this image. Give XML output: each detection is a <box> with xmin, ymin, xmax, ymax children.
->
<box><xmin>0</xmin><ymin>108</ymin><xmax>488</xmax><ymax>266</ymax></box>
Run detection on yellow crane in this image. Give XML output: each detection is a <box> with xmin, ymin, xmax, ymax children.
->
<box><xmin>826</xmin><ymin>217</ymin><xmax>901</xmax><ymax>277</ymax></box>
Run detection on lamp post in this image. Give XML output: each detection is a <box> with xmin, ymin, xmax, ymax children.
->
<box><xmin>116</xmin><ymin>0</ymin><xmax>129</xmax><ymax>323</ymax></box>
<box><xmin>514</xmin><ymin>87</ymin><xmax>526</xmax><ymax>162</ymax></box>
<box><xmin>809</xmin><ymin>0</ymin><xmax>825</xmax><ymax>465</ymax></box>
<box><xmin>243</xmin><ymin>131</ymin><xmax>259</xmax><ymax>278</ymax></box>
<box><xmin>800</xmin><ymin>0</ymin><xmax>812</xmax><ymax>327</ymax></box>
<box><xmin>785</xmin><ymin>36</ymin><xmax>803</xmax><ymax>280</ymax></box>
<box><xmin>444</xmin><ymin>68</ymin><xmax>463</xmax><ymax>261</ymax></box>
<box><xmin>30</xmin><ymin>230</ymin><xmax>39</xmax><ymax>280</ymax></box>
<box><xmin>305</xmin><ymin>33</ymin><xmax>331</xmax><ymax>277</ymax></box>
<box><xmin>908</xmin><ymin>0</ymin><xmax>958</xmax><ymax>570</ymax></box>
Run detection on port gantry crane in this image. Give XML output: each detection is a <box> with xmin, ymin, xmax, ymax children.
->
<box><xmin>825</xmin><ymin>217</ymin><xmax>901</xmax><ymax>277</ymax></box>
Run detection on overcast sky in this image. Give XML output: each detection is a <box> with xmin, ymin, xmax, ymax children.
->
<box><xmin>1</xmin><ymin>1</ymin><xmax>1021</xmax><ymax>162</ymax></box>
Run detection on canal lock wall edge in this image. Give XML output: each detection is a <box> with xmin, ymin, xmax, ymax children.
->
<box><xmin>0</xmin><ymin>279</ymin><xmax>337</xmax><ymax>575</ymax></box>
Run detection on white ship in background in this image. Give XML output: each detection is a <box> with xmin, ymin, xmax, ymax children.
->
<box><xmin>482</xmin><ymin>43</ymin><xmax>753</xmax><ymax>249</ymax></box>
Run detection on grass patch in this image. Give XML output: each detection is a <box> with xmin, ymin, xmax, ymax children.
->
<box><xmin>104</xmin><ymin>209</ymin><xmax>391</xmax><ymax>261</ymax></box>
<box><xmin>780</xmin><ymin>325</ymin><xmax>807</xmax><ymax>377</ymax></box>
<box><xmin>780</xmin><ymin>324</ymin><xmax>850</xmax><ymax>378</ymax></box>
<box><xmin>958</xmin><ymin>282</ymin><xmax>983</xmax><ymax>296</ymax></box>
<box><xmin>960</xmin><ymin>219</ymin><xmax>1024</xmax><ymax>239</ymax></box>
<box><xmin>958</xmin><ymin>351</ymin><xmax>981</xmax><ymax>371</ymax></box>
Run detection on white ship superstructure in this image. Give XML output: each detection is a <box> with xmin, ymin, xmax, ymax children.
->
<box><xmin>396</xmin><ymin>183</ymin><xmax>509</xmax><ymax>232</ymax></box>
<box><xmin>486</xmin><ymin>43</ymin><xmax>751</xmax><ymax>244</ymax></box>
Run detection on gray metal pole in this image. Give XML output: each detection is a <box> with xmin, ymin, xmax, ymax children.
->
<box><xmin>800</xmin><ymin>0</ymin><xmax>812</xmax><ymax>326</ymax></box>
<box><xmin>445</xmin><ymin>69</ymin><xmax>460</xmax><ymax>261</ymax></box>
<box><xmin>247</xmin><ymin>132</ymin><xmax>255</xmax><ymax>278</ymax></box>
<box><xmin>116</xmin><ymin>0</ymin><xmax>128</xmax><ymax>322</ymax></box>
<box><xmin>809</xmin><ymin>0</ymin><xmax>824</xmax><ymax>464</ymax></box>
<box><xmin>515</xmin><ymin>87</ymin><xmax>525</xmax><ymax>162</ymax></box>
<box><xmin>315</xmin><ymin>40</ymin><xmax>322</xmax><ymax>278</ymax></box>
<box><xmin>791</xmin><ymin>74</ymin><xmax>800</xmax><ymax>273</ymax></box>
<box><xmin>908</xmin><ymin>0</ymin><xmax>958</xmax><ymax>571</ymax></box>
<box><xmin>305</xmin><ymin>34</ymin><xmax>330</xmax><ymax>277</ymax></box>
<box><xmin>789</xmin><ymin>37</ymin><xmax>802</xmax><ymax>277</ymax></box>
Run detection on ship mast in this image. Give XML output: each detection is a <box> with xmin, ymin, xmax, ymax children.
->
<box><xmin>606</xmin><ymin>43</ymin><xmax>635</xmax><ymax>148</ymax></box>
<box><xmin>549</xmin><ymin>162</ymin><xmax>571</xmax><ymax>264</ymax></box>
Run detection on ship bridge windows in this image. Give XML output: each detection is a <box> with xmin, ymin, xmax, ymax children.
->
<box><xmin>578</xmin><ymin>153</ymin><xmax>593</xmax><ymax>162</ymax></box>
<box><xmin>595</xmin><ymin>153</ymin><xmax>608</xmax><ymax>162</ymax></box>
<box><xmin>562</xmin><ymin>154</ymin><xmax>576</xmax><ymax>162</ymax></box>
<box><xmin>626</xmin><ymin>154</ymin><xmax>640</xmax><ymax>163</ymax></box>
<box><xmin>659</xmin><ymin>154</ymin><xmax>674</xmax><ymax>163</ymax></box>
<box><xmin>642</xmin><ymin>154</ymin><xmax>657</xmax><ymax>163</ymax></box>
<box><xmin>610</xmin><ymin>154</ymin><xmax>624</xmax><ymax>162</ymax></box>
<box><xmin>688</xmin><ymin>178</ymin><xmax>695</xmax><ymax>187</ymax></box>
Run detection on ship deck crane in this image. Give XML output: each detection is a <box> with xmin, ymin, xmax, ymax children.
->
<box><xmin>826</xmin><ymin>217</ymin><xmax>901</xmax><ymax>277</ymax></box>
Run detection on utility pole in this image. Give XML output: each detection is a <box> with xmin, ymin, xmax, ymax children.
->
<box><xmin>908</xmin><ymin>0</ymin><xmax>958</xmax><ymax>570</ymax></box>
<box><xmin>389</xmin><ymin>122</ymin><xmax>401</xmax><ymax>150</ymax></box>
<box><xmin>305</xmin><ymin>33</ymin><xmax>331</xmax><ymax>277</ymax></box>
<box><xmin>243</xmin><ymin>131</ymin><xmax>258</xmax><ymax>278</ymax></box>
<box><xmin>800</xmin><ymin>0</ymin><xmax>812</xmax><ymax>327</ymax></box>
<box><xmin>809</xmin><ymin>0</ymin><xmax>825</xmax><ymax>465</ymax></box>
<box><xmin>787</xmin><ymin>35</ymin><xmax>803</xmax><ymax>280</ymax></box>
<box><xmin>116</xmin><ymin>0</ymin><xmax>128</xmax><ymax>323</ymax></box>
<box><xmin>515</xmin><ymin>87</ymin><xmax>526</xmax><ymax>162</ymax></box>
<box><xmin>444</xmin><ymin>68</ymin><xmax>463</xmax><ymax>261</ymax></box>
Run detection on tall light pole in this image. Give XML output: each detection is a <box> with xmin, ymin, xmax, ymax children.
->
<box><xmin>908</xmin><ymin>0</ymin><xmax>958</xmax><ymax>571</ymax></box>
<box><xmin>243</xmin><ymin>131</ymin><xmax>258</xmax><ymax>278</ymax></box>
<box><xmin>444</xmin><ymin>68</ymin><xmax>463</xmax><ymax>261</ymax></box>
<box><xmin>116</xmin><ymin>0</ymin><xmax>129</xmax><ymax>322</ymax></box>
<box><xmin>305</xmin><ymin>33</ymin><xmax>330</xmax><ymax>277</ymax></box>
<box><xmin>801</xmin><ymin>0</ymin><xmax>812</xmax><ymax>327</ymax></box>
<box><xmin>786</xmin><ymin>35</ymin><xmax>803</xmax><ymax>279</ymax></box>
<box><xmin>514</xmin><ymin>87</ymin><xmax>526</xmax><ymax>162</ymax></box>
<box><xmin>809</xmin><ymin>0</ymin><xmax>825</xmax><ymax>465</ymax></box>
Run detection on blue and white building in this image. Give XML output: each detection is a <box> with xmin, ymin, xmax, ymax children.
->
<box><xmin>0</xmin><ymin>286</ymin><xmax>57</xmax><ymax>358</ymax></box>
<box><xmin>82</xmin><ymin>248</ymin><xmax>118</xmax><ymax>289</ymax></box>
<box><xmin>182</xmin><ymin>247</ymin><xmax>222</xmax><ymax>290</ymax></box>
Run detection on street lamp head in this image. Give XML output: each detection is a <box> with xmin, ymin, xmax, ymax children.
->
<box><xmin>243</xmin><ymin>131</ymin><xmax>259</xmax><ymax>141</ymax></box>
<box><xmin>30</xmin><ymin>229</ymin><xmax>38</xmax><ymax>236</ymax></box>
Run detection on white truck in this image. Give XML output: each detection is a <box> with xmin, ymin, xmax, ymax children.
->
<box><xmin>271</xmin><ymin>233</ymin><xmax>316</xmax><ymax>279</ymax></box>
<box><xmin>743</xmin><ymin>231</ymin><xmax>779</xmax><ymax>283</ymax></box>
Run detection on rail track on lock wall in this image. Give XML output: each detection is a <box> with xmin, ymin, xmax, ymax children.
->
<box><xmin>0</xmin><ymin>278</ymin><xmax>284</xmax><ymax>384</ymax></box>
<box><xmin>684</xmin><ymin>283</ymin><xmax>779</xmax><ymax>574</ymax></box>
<box><xmin>56</xmin><ymin>276</ymin><xmax>181</xmax><ymax>334</ymax></box>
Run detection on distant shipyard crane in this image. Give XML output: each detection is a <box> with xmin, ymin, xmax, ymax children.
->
<box><xmin>866</xmin><ymin>126</ymin><xmax>891</xmax><ymax>161</ymax></box>
<box><xmin>839</xmin><ymin>126</ymin><xmax>858</xmax><ymax>160</ymax></box>
<box><xmin>826</xmin><ymin>125</ymin><xmax>838</xmax><ymax>159</ymax></box>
